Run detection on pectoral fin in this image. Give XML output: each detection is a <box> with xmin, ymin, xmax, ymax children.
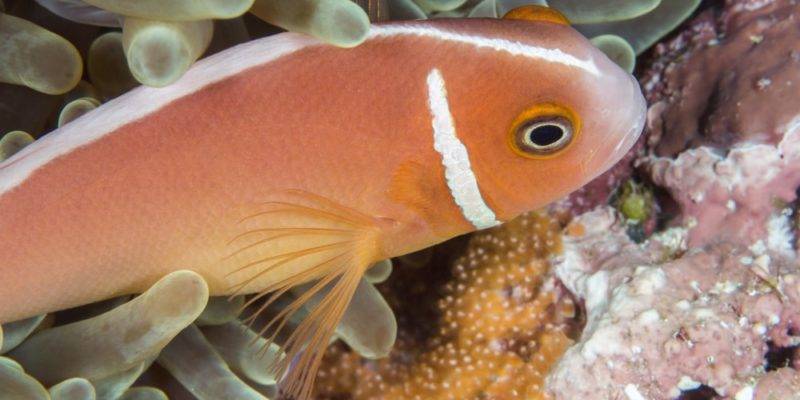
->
<box><xmin>221</xmin><ymin>189</ymin><xmax>381</xmax><ymax>399</ymax></box>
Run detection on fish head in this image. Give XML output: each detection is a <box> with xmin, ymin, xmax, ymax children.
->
<box><xmin>429</xmin><ymin>16</ymin><xmax>647</xmax><ymax>222</ymax></box>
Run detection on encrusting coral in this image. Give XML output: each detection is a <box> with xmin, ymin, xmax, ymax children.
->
<box><xmin>547</xmin><ymin>208</ymin><xmax>800</xmax><ymax>399</ymax></box>
<box><xmin>546</xmin><ymin>1</ymin><xmax>800</xmax><ymax>398</ymax></box>
<box><xmin>316</xmin><ymin>212</ymin><xmax>579</xmax><ymax>399</ymax></box>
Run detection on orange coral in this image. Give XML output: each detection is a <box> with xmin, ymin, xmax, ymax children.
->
<box><xmin>316</xmin><ymin>212</ymin><xmax>577</xmax><ymax>400</ymax></box>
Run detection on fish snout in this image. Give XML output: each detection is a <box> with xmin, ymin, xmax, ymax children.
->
<box><xmin>605</xmin><ymin>74</ymin><xmax>647</xmax><ymax>170</ymax></box>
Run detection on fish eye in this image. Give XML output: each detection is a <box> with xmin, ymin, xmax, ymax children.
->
<box><xmin>516</xmin><ymin>117</ymin><xmax>573</xmax><ymax>154</ymax></box>
<box><xmin>508</xmin><ymin>103</ymin><xmax>580</xmax><ymax>159</ymax></box>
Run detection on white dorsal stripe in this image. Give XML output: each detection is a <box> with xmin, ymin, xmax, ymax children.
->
<box><xmin>371</xmin><ymin>24</ymin><xmax>599</xmax><ymax>76</ymax></box>
<box><xmin>0</xmin><ymin>32</ymin><xmax>321</xmax><ymax>196</ymax></box>
<box><xmin>0</xmin><ymin>23</ymin><xmax>596</xmax><ymax>198</ymax></box>
<box><xmin>426</xmin><ymin>68</ymin><xmax>501</xmax><ymax>230</ymax></box>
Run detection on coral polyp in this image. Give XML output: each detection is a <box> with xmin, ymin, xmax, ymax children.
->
<box><xmin>317</xmin><ymin>212</ymin><xmax>578</xmax><ymax>399</ymax></box>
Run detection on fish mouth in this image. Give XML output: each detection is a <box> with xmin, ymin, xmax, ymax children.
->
<box><xmin>604</xmin><ymin>77</ymin><xmax>647</xmax><ymax>171</ymax></box>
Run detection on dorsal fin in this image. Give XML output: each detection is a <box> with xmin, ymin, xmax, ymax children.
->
<box><xmin>503</xmin><ymin>5</ymin><xmax>570</xmax><ymax>26</ymax></box>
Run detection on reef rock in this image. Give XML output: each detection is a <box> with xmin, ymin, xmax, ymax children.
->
<box><xmin>547</xmin><ymin>209</ymin><xmax>800</xmax><ymax>399</ymax></box>
<box><xmin>546</xmin><ymin>1</ymin><xmax>800</xmax><ymax>399</ymax></box>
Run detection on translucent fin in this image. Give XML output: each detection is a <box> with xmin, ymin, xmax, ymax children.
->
<box><xmin>222</xmin><ymin>190</ymin><xmax>380</xmax><ymax>399</ymax></box>
<box><xmin>503</xmin><ymin>5</ymin><xmax>570</xmax><ymax>25</ymax></box>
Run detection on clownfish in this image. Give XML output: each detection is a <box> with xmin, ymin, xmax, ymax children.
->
<box><xmin>0</xmin><ymin>6</ymin><xmax>645</xmax><ymax>398</ymax></box>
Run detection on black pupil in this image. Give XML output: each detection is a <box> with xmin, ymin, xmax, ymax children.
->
<box><xmin>528</xmin><ymin>124</ymin><xmax>564</xmax><ymax>147</ymax></box>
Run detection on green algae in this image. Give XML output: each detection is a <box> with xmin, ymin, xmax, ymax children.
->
<box><xmin>614</xmin><ymin>180</ymin><xmax>654</xmax><ymax>223</ymax></box>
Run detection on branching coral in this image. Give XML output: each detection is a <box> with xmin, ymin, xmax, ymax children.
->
<box><xmin>316</xmin><ymin>212</ymin><xmax>579</xmax><ymax>400</ymax></box>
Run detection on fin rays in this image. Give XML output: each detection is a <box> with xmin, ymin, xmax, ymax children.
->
<box><xmin>222</xmin><ymin>189</ymin><xmax>379</xmax><ymax>400</ymax></box>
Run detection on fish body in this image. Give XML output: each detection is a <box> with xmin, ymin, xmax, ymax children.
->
<box><xmin>0</xmin><ymin>15</ymin><xmax>645</xmax><ymax>397</ymax></box>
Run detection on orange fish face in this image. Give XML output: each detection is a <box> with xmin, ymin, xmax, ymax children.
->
<box><xmin>428</xmin><ymin>19</ymin><xmax>647</xmax><ymax>223</ymax></box>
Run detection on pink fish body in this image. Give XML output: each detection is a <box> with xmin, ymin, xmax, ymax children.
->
<box><xmin>0</xmin><ymin>14</ymin><xmax>645</xmax><ymax>397</ymax></box>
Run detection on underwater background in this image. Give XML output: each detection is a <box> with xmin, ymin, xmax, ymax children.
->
<box><xmin>1</xmin><ymin>0</ymin><xmax>799</xmax><ymax>399</ymax></box>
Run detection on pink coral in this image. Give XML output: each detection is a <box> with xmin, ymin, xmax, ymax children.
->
<box><xmin>545</xmin><ymin>2</ymin><xmax>800</xmax><ymax>398</ymax></box>
<box><xmin>547</xmin><ymin>209</ymin><xmax>800</xmax><ymax>399</ymax></box>
<box><xmin>647</xmin><ymin>117</ymin><xmax>800</xmax><ymax>250</ymax></box>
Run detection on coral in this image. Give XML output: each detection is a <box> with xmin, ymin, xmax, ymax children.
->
<box><xmin>202</xmin><ymin>320</ymin><xmax>285</xmax><ymax>386</ymax></box>
<box><xmin>547</xmin><ymin>208</ymin><xmax>800</xmax><ymax>399</ymax></box>
<box><xmin>7</xmin><ymin>1</ymin><xmax>775</xmax><ymax>399</ymax></box>
<box><xmin>642</xmin><ymin>0</ymin><xmax>800</xmax><ymax>156</ymax></box>
<box><xmin>119</xmin><ymin>387</ymin><xmax>169</xmax><ymax>400</ymax></box>
<box><xmin>0</xmin><ymin>130</ymin><xmax>34</xmax><ymax>161</ymax></box>
<box><xmin>613</xmin><ymin>179</ymin><xmax>654</xmax><ymax>224</ymax></box>
<box><xmin>0</xmin><ymin>117</ymin><xmax>397</xmax><ymax>399</ymax></box>
<box><xmin>34</xmin><ymin>0</ymin><xmax>119</xmax><ymax>27</ymax></box>
<box><xmin>547</xmin><ymin>0</ymin><xmax>659</xmax><ymax>24</ymax></box>
<box><xmin>545</xmin><ymin>2</ymin><xmax>800</xmax><ymax>399</ymax></box>
<box><xmin>0</xmin><ymin>273</ymin><xmax>395</xmax><ymax>400</ymax></box>
<box><xmin>354</xmin><ymin>0</ymin><xmax>391</xmax><ymax>22</ymax></box>
<box><xmin>78</xmin><ymin>0</ymin><xmax>254</xmax><ymax>22</ymax></box>
<box><xmin>316</xmin><ymin>212</ymin><xmax>579</xmax><ymax>400</ymax></box>
<box><xmin>648</xmin><ymin>118</ymin><xmax>800</xmax><ymax>250</ymax></box>
<box><xmin>0</xmin><ymin>358</ymin><xmax>49</xmax><ymax>399</ymax></box>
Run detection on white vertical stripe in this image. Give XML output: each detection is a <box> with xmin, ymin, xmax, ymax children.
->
<box><xmin>426</xmin><ymin>68</ymin><xmax>500</xmax><ymax>230</ymax></box>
